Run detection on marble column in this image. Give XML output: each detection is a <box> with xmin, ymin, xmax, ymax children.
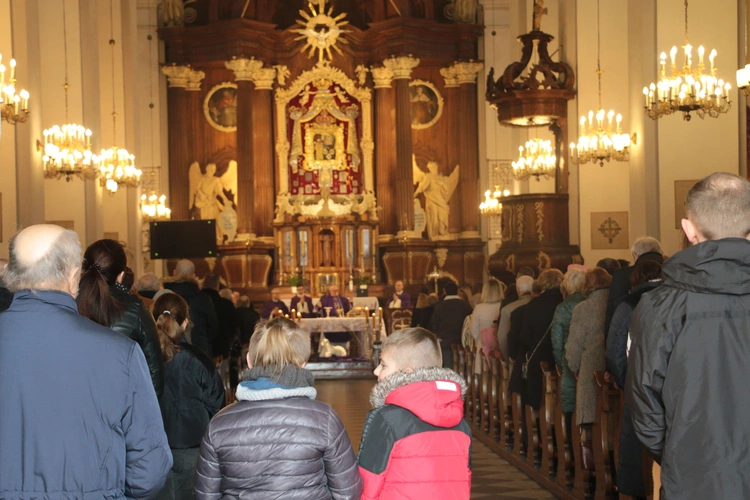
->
<box><xmin>454</xmin><ymin>61</ymin><xmax>482</xmax><ymax>240</ymax></box>
<box><xmin>251</xmin><ymin>67</ymin><xmax>277</xmax><ymax>241</ymax></box>
<box><xmin>162</xmin><ymin>64</ymin><xmax>195</xmax><ymax>220</ymax></box>
<box><xmin>226</xmin><ymin>57</ymin><xmax>263</xmax><ymax>237</ymax></box>
<box><xmin>383</xmin><ymin>56</ymin><xmax>419</xmax><ymax>237</ymax></box>
<box><xmin>371</xmin><ymin>65</ymin><xmax>396</xmax><ymax>240</ymax></box>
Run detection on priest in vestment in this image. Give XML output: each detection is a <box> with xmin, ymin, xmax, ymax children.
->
<box><xmin>316</xmin><ymin>284</ymin><xmax>351</xmax><ymax>317</ymax></box>
<box><xmin>387</xmin><ymin>280</ymin><xmax>412</xmax><ymax>309</ymax></box>
<box><xmin>261</xmin><ymin>288</ymin><xmax>289</xmax><ymax>319</ymax></box>
<box><xmin>290</xmin><ymin>285</ymin><xmax>316</xmax><ymax>318</ymax></box>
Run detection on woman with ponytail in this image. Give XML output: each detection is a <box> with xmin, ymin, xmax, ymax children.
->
<box><xmin>77</xmin><ymin>239</ymin><xmax>164</xmax><ymax>396</ymax></box>
<box><xmin>153</xmin><ymin>293</ymin><xmax>224</xmax><ymax>500</ymax></box>
<box><xmin>195</xmin><ymin>317</ymin><xmax>363</xmax><ymax>500</ymax></box>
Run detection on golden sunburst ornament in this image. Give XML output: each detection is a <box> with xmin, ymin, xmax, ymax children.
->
<box><xmin>293</xmin><ymin>1</ymin><xmax>350</xmax><ymax>62</ymax></box>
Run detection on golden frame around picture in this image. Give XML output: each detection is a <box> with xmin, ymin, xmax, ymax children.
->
<box><xmin>203</xmin><ymin>82</ymin><xmax>238</xmax><ymax>132</ymax></box>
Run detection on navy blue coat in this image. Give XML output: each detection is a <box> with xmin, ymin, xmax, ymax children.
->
<box><xmin>0</xmin><ymin>290</ymin><xmax>172</xmax><ymax>499</ymax></box>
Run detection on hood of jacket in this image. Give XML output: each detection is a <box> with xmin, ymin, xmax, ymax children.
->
<box><xmin>370</xmin><ymin>367</ymin><xmax>467</xmax><ymax>428</ymax></box>
<box><xmin>662</xmin><ymin>238</ymin><xmax>750</xmax><ymax>295</ymax></box>
<box><xmin>163</xmin><ymin>280</ymin><xmax>201</xmax><ymax>299</ymax></box>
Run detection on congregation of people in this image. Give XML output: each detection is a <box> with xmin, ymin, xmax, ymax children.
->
<box><xmin>1</xmin><ymin>172</ymin><xmax>749</xmax><ymax>499</ymax></box>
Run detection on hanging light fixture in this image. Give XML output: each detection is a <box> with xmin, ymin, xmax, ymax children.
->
<box><xmin>512</xmin><ymin>138</ymin><xmax>556</xmax><ymax>181</ymax></box>
<box><xmin>0</xmin><ymin>55</ymin><xmax>30</xmax><ymax>124</ymax></box>
<box><xmin>99</xmin><ymin>0</ymin><xmax>141</xmax><ymax>195</ymax></box>
<box><xmin>479</xmin><ymin>186</ymin><xmax>506</xmax><ymax>216</ymax></box>
<box><xmin>570</xmin><ymin>0</ymin><xmax>633</xmax><ymax>167</ymax></box>
<box><xmin>43</xmin><ymin>0</ymin><xmax>99</xmax><ymax>181</ymax></box>
<box><xmin>644</xmin><ymin>0</ymin><xmax>731</xmax><ymax>121</ymax></box>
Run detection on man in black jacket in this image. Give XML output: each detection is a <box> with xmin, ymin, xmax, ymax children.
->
<box><xmin>628</xmin><ymin>172</ymin><xmax>750</xmax><ymax>499</ymax></box>
<box><xmin>604</xmin><ymin>236</ymin><xmax>663</xmax><ymax>338</ymax></box>
<box><xmin>202</xmin><ymin>273</ymin><xmax>237</xmax><ymax>362</ymax></box>
<box><xmin>430</xmin><ymin>281</ymin><xmax>472</xmax><ymax>369</ymax></box>
<box><xmin>164</xmin><ymin>260</ymin><xmax>218</xmax><ymax>357</ymax></box>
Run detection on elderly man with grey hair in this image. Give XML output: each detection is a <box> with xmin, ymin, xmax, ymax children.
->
<box><xmin>604</xmin><ymin>235</ymin><xmax>663</xmax><ymax>337</ymax></box>
<box><xmin>496</xmin><ymin>274</ymin><xmax>534</xmax><ymax>360</ymax></box>
<box><xmin>0</xmin><ymin>225</ymin><xmax>171</xmax><ymax>498</ymax></box>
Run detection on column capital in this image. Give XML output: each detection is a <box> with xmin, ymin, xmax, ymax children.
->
<box><xmin>440</xmin><ymin>66</ymin><xmax>460</xmax><ymax>88</ymax></box>
<box><xmin>253</xmin><ymin>68</ymin><xmax>277</xmax><ymax>90</ymax></box>
<box><xmin>453</xmin><ymin>60</ymin><xmax>483</xmax><ymax>85</ymax></box>
<box><xmin>161</xmin><ymin>64</ymin><xmax>192</xmax><ymax>88</ymax></box>
<box><xmin>370</xmin><ymin>66</ymin><xmax>395</xmax><ymax>88</ymax></box>
<box><xmin>185</xmin><ymin>69</ymin><xmax>206</xmax><ymax>91</ymax></box>
<box><xmin>225</xmin><ymin>56</ymin><xmax>264</xmax><ymax>82</ymax></box>
<box><xmin>383</xmin><ymin>55</ymin><xmax>420</xmax><ymax>80</ymax></box>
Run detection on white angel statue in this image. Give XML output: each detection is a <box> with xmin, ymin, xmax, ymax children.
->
<box><xmin>188</xmin><ymin>161</ymin><xmax>238</xmax><ymax>242</ymax></box>
<box><xmin>413</xmin><ymin>154</ymin><xmax>460</xmax><ymax>240</ymax></box>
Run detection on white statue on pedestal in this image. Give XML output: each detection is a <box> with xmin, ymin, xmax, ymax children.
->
<box><xmin>413</xmin><ymin>155</ymin><xmax>460</xmax><ymax>240</ymax></box>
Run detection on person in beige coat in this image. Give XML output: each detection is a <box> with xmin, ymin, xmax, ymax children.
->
<box><xmin>566</xmin><ymin>268</ymin><xmax>612</xmax><ymax>425</ymax></box>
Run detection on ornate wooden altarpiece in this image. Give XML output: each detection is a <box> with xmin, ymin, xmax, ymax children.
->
<box><xmin>159</xmin><ymin>0</ymin><xmax>486</xmax><ymax>300</ymax></box>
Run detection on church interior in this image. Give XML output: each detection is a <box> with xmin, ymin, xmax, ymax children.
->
<box><xmin>1</xmin><ymin>0</ymin><xmax>748</xmax><ymax>497</ymax></box>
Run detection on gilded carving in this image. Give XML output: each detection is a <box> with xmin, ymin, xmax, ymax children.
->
<box><xmin>355</xmin><ymin>65</ymin><xmax>369</xmax><ymax>86</ymax></box>
<box><xmin>515</xmin><ymin>204</ymin><xmax>524</xmax><ymax>243</ymax></box>
<box><xmin>440</xmin><ymin>66</ymin><xmax>460</xmax><ymax>88</ymax></box>
<box><xmin>434</xmin><ymin>248</ymin><xmax>448</xmax><ymax>269</ymax></box>
<box><xmin>161</xmin><ymin>64</ymin><xmax>192</xmax><ymax>88</ymax></box>
<box><xmin>185</xmin><ymin>69</ymin><xmax>205</xmax><ymax>91</ymax></box>
<box><xmin>453</xmin><ymin>61</ymin><xmax>483</xmax><ymax>85</ymax></box>
<box><xmin>274</xmin><ymin>65</ymin><xmax>291</xmax><ymax>87</ymax></box>
<box><xmin>203</xmin><ymin>82</ymin><xmax>237</xmax><ymax>132</ymax></box>
<box><xmin>252</xmin><ymin>68</ymin><xmax>277</xmax><ymax>90</ymax></box>
<box><xmin>535</xmin><ymin>201</ymin><xmax>544</xmax><ymax>242</ymax></box>
<box><xmin>537</xmin><ymin>251</ymin><xmax>551</xmax><ymax>272</ymax></box>
<box><xmin>409</xmin><ymin>79</ymin><xmax>444</xmax><ymax>130</ymax></box>
<box><xmin>505</xmin><ymin>254</ymin><xmax>516</xmax><ymax>273</ymax></box>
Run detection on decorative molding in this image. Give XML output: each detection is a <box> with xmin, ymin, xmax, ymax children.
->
<box><xmin>515</xmin><ymin>204</ymin><xmax>524</xmax><ymax>243</ymax></box>
<box><xmin>537</xmin><ymin>251</ymin><xmax>551</xmax><ymax>272</ymax></box>
<box><xmin>253</xmin><ymin>68</ymin><xmax>277</xmax><ymax>90</ymax></box>
<box><xmin>454</xmin><ymin>61</ymin><xmax>483</xmax><ymax>85</ymax></box>
<box><xmin>434</xmin><ymin>247</ymin><xmax>448</xmax><ymax>269</ymax></box>
<box><xmin>225</xmin><ymin>56</ymin><xmax>263</xmax><ymax>82</ymax></box>
<box><xmin>162</xmin><ymin>64</ymin><xmax>192</xmax><ymax>88</ymax></box>
<box><xmin>203</xmin><ymin>82</ymin><xmax>238</xmax><ymax>132</ymax></box>
<box><xmin>535</xmin><ymin>201</ymin><xmax>544</xmax><ymax>242</ymax></box>
<box><xmin>355</xmin><ymin>65</ymin><xmax>369</xmax><ymax>86</ymax></box>
<box><xmin>185</xmin><ymin>69</ymin><xmax>206</xmax><ymax>91</ymax></box>
<box><xmin>274</xmin><ymin>65</ymin><xmax>291</xmax><ymax>87</ymax></box>
<box><xmin>382</xmin><ymin>56</ymin><xmax>420</xmax><ymax>80</ymax></box>
<box><xmin>505</xmin><ymin>253</ymin><xmax>516</xmax><ymax>273</ymax></box>
<box><xmin>370</xmin><ymin>66</ymin><xmax>394</xmax><ymax>88</ymax></box>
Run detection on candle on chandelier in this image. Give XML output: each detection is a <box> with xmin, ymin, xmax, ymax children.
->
<box><xmin>9</xmin><ymin>58</ymin><xmax>15</xmax><ymax>81</ymax></box>
<box><xmin>670</xmin><ymin>46</ymin><xmax>678</xmax><ymax>68</ymax></box>
<box><xmin>20</xmin><ymin>89</ymin><xmax>29</xmax><ymax>110</ymax></box>
<box><xmin>709</xmin><ymin>49</ymin><xmax>717</xmax><ymax>72</ymax></box>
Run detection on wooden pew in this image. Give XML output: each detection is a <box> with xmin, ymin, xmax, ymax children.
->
<box><xmin>525</xmin><ymin>402</ymin><xmax>541</xmax><ymax>468</ymax></box>
<box><xmin>489</xmin><ymin>357</ymin><xmax>501</xmax><ymax>443</ymax></box>
<box><xmin>480</xmin><ymin>354</ymin><xmax>490</xmax><ymax>434</ymax></box>
<box><xmin>457</xmin><ymin>349</ymin><xmax>468</xmax><ymax>416</ymax></box>
<box><xmin>593</xmin><ymin>371</ymin><xmax>621</xmax><ymax>500</ymax></box>
<box><xmin>512</xmin><ymin>392</ymin><xmax>526</xmax><ymax>459</ymax></box>
<box><xmin>451</xmin><ymin>344</ymin><xmax>459</xmax><ymax>373</ymax></box>
<box><xmin>539</xmin><ymin>362</ymin><xmax>558</xmax><ymax>480</ymax></box>
<box><xmin>555</xmin><ymin>366</ymin><xmax>574</xmax><ymax>491</ymax></box>
<box><xmin>500</xmin><ymin>358</ymin><xmax>514</xmax><ymax>450</ymax></box>
<box><xmin>571</xmin><ymin>412</ymin><xmax>594</xmax><ymax>499</ymax></box>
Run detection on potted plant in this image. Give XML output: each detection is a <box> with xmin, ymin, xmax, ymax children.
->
<box><xmin>287</xmin><ymin>273</ymin><xmax>303</xmax><ymax>293</ymax></box>
<box><xmin>354</xmin><ymin>275</ymin><xmax>371</xmax><ymax>297</ymax></box>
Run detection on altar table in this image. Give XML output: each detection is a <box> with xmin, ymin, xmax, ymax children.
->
<box><xmin>297</xmin><ymin>317</ymin><xmax>385</xmax><ymax>359</ymax></box>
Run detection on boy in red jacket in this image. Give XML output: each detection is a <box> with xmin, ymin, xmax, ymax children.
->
<box><xmin>357</xmin><ymin>328</ymin><xmax>472</xmax><ymax>499</ymax></box>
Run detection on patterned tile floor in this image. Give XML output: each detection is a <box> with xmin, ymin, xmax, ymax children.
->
<box><xmin>316</xmin><ymin>379</ymin><xmax>555</xmax><ymax>499</ymax></box>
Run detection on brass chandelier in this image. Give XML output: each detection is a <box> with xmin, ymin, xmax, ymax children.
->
<box><xmin>0</xmin><ymin>55</ymin><xmax>30</xmax><ymax>125</ymax></box>
<box><xmin>512</xmin><ymin>138</ymin><xmax>556</xmax><ymax>181</ymax></box>
<box><xmin>43</xmin><ymin>0</ymin><xmax>99</xmax><ymax>181</ymax></box>
<box><xmin>99</xmin><ymin>0</ymin><xmax>141</xmax><ymax>194</ymax></box>
<box><xmin>643</xmin><ymin>0</ymin><xmax>731</xmax><ymax>121</ymax></box>
<box><xmin>479</xmin><ymin>186</ymin><xmax>510</xmax><ymax>216</ymax></box>
<box><xmin>570</xmin><ymin>0</ymin><xmax>632</xmax><ymax>167</ymax></box>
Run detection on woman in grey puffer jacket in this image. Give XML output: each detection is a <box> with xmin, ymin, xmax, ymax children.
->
<box><xmin>195</xmin><ymin>317</ymin><xmax>363</xmax><ymax>500</ymax></box>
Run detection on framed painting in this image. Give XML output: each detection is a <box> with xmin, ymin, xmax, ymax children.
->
<box><xmin>203</xmin><ymin>82</ymin><xmax>238</xmax><ymax>132</ymax></box>
<box><xmin>409</xmin><ymin>80</ymin><xmax>444</xmax><ymax>130</ymax></box>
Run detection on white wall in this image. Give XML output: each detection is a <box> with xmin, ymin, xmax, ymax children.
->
<box><xmin>0</xmin><ymin>0</ymin><xmax>17</xmax><ymax>258</ymax></box>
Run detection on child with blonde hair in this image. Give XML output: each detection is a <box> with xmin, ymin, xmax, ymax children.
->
<box><xmin>357</xmin><ymin>328</ymin><xmax>471</xmax><ymax>499</ymax></box>
<box><xmin>195</xmin><ymin>317</ymin><xmax>363</xmax><ymax>499</ymax></box>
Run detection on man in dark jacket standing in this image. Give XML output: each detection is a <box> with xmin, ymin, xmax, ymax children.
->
<box><xmin>628</xmin><ymin>173</ymin><xmax>750</xmax><ymax>500</ymax></box>
<box><xmin>164</xmin><ymin>259</ymin><xmax>218</xmax><ymax>357</ymax></box>
<box><xmin>0</xmin><ymin>224</ymin><xmax>171</xmax><ymax>498</ymax></box>
<box><xmin>202</xmin><ymin>272</ymin><xmax>237</xmax><ymax>361</ymax></box>
<box><xmin>430</xmin><ymin>281</ymin><xmax>473</xmax><ymax>369</ymax></box>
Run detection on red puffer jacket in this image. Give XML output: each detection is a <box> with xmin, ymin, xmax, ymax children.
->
<box><xmin>357</xmin><ymin>367</ymin><xmax>471</xmax><ymax>499</ymax></box>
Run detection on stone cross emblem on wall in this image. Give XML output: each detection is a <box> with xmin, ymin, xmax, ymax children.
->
<box><xmin>598</xmin><ymin>217</ymin><xmax>622</xmax><ymax>244</ymax></box>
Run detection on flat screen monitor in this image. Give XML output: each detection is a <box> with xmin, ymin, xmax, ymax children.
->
<box><xmin>150</xmin><ymin>220</ymin><xmax>218</xmax><ymax>259</ymax></box>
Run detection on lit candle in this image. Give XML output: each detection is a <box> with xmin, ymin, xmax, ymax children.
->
<box><xmin>698</xmin><ymin>46</ymin><xmax>705</xmax><ymax>65</ymax></box>
<box><xmin>709</xmin><ymin>49</ymin><xmax>717</xmax><ymax>72</ymax></box>
<box><xmin>0</xmin><ymin>64</ymin><xmax>5</xmax><ymax>85</ymax></box>
<box><xmin>291</xmin><ymin>309</ymin><xmax>296</xmax><ymax>319</ymax></box>
<box><xmin>9</xmin><ymin>58</ymin><xmax>15</xmax><ymax>81</ymax></box>
<box><xmin>670</xmin><ymin>46</ymin><xmax>678</xmax><ymax>68</ymax></box>
<box><xmin>579</xmin><ymin>115</ymin><xmax>586</xmax><ymax>135</ymax></box>
<box><xmin>660</xmin><ymin>52</ymin><xmax>667</xmax><ymax>75</ymax></box>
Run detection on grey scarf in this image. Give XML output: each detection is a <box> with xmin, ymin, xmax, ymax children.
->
<box><xmin>243</xmin><ymin>365</ymin><xmax>314</xmax><ymax>388</ymax></box>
